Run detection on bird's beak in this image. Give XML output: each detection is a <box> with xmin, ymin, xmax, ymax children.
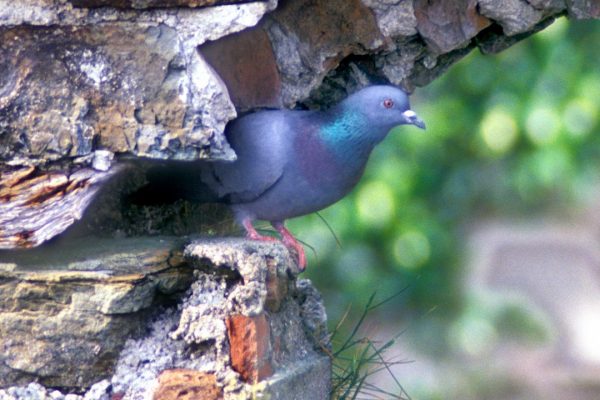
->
<box><xmin>402</xmin><ymin>110</ymin><xmax>426</xmax><ymax>130</ymax></box>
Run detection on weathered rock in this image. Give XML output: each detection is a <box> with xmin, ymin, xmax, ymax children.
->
<box><xmin>263</xmin><ymin>0</ymin><xmax>599</xmax><ymax>104</ymax></box>
<box><xmin>0</xmin><ymin>24</ymin><xmax>233</xmax><ymax>163</ymax></box>
<box><xmin>0</xmin><ymin>0</ymin><xmax>279</xmax><ymax>249</ymax></box>
<box><xmin>0</xmin><ymin>237</ymin><xmax>327</xmax><ymax>397</ymax></box>
<box><xmin>263</xmin><ymin>0</ymin><xmax>385</xmax><ymax>106</ymax></box>
<box><xmin>1</xmin><ymin>1</ymin><xmax>597</xmax><ymax>399</ymax></box>
<box><xmin>362</xmin><ymin>0</ymin><xmax>418</xmax><ymax>38</ymax></box>
<box><xmin>0</xmin><ymin>1</ymin><xmax>277</xmax><ymax>38</ymax></box>
<box><xmin>70</xmin><ymin>0</ymin><xmax>249</xmax><ymax>9</ymax></box>
<box><xmin>0</xmin><ymin>236</ymin><xmax>191</xmax><ymax>389</ymax></box>
<box><xmin>154</xmin><ymin>369</ymin><xmax>222</xmax><ymax>400</ymax></box>
<box><xmin>109</xmin><ymin>238</ymin><xmax>330</xmax><ymax>400</ymax></box>
<box><xmin>566</xmin><ymin>0</ymin><xmax>600</xmax><ymax>19</ymax></box>
<box><xmin>0</xmin><ymin>0</ymin><xmax>600</xmax><ymax>159</ymax></box>
<box><xmin>0</xmin><ymin>156</ymin><xmax>236</xmax><ymax>250</ymax></box>
<box><xmin>2</xmin><ymin>0</ymin><xmax>599</xmax><ymax>250</ymax></box>
<box><xmin>7</xmin><ymin>239</ymin><xmax>322</xmax><ymax>397</ymax></box>
<box><xmin>0</xmin><ymin>0</ymin><xmax>278</xmax><ymax>158</ymax></box>
<box><xmin>478</xmin><ymin>0</ymin><xmax>544</xmax><ymax>36</ymax></box>
<box><xmin>476</xmin><ymin>17</ymin><xmax>555</xmax><ymax>55</ymax></box>
<box><xmin>0</xmin><ymin>164</ymin><xmax>118</xmax><ymax>249</ymax></box>
<box><xmin>0</xmin><ymin>234</ymin><xmax>331</xmax><ymax>400</ymax></box>
<box><xmin>0</xmin><ymin>382</ymin><xmax>95</xmax><ymax>400</ymax></box>
<box><xmin>414</xmin><ymin>0</ymin><xmax>491</xmax><ymax>54</ymax></box>
<box><xmin>528</xmin><ymin>0</ymin><xmax>566</xmax><ymax>13</ymax></box>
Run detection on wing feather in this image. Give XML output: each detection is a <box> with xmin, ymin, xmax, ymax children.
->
<box><xmin>201</xmin><ymin>110</ymin><xmax>291</xmax><ymax>204</ymax></box>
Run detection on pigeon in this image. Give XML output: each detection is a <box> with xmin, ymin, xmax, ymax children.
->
<box><xmin>135</xmin><ymin>85</ymin><xmax>425</xmax><ymax>270</ymax></box>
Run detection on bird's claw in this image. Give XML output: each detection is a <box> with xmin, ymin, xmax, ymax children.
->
<box><xmin>243</xmin><ymin>218</ymin><xmax>307</xmax><ymax>271</ymax></box>
<box><xmin>246</xmin><ymin>231</ymin><xmax>278</xmax><ymax>242</ymax></box>
<box><xmin>282</xmin><ymin>236</ymin><xmax>306</xmax><ymax>271</ymax></box>
<box><xmin>274</xmin><ymin>223</ymin><xmax>306</xmax><ymax>271</ymax></box>
<box><xmin>243</xmin><ymin>218</ymin><xmax>278</xmax><ymax>242</ymax></box>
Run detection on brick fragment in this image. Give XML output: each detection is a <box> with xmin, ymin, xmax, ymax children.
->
<box><xmin>226</xmin><ymin>314</ymin><xmax>273</xmax><ymax>382</ymax></box>
<box><xmin>200</xmin><ymin>26</ymin><xmax>282</xmax><ymax>111</ymax></box>
<box><xmin>154</xmin><ymin>369</ymin><xmax>222</xmax><ymax>400</ymax></box>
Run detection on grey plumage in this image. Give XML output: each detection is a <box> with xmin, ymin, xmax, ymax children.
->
<box><xmin>135</xmin><ymin>85</ymin><xmax>425</xmax><ymax>269</ymax></box>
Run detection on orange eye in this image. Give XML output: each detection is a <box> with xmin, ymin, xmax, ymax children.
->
<box><xmin>383</xmin><ymin>99</ymin><xmax>394</xmax><ymax>109</ymax></box>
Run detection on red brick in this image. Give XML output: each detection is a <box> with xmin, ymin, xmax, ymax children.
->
<box><xmin>226</xmin><ymin>314</ymin><xmax>273</xmax><ymax>382</ymax></box>
<box><xmin>200</xmin><ymin>27</ymin><xmax>282</xmax><ymax>111</ymax></box>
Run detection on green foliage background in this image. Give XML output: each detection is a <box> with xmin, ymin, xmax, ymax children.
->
<box><xmin>289</xmin><ymin>17</ymin><xmax>600</xmax><ymax>349</ymax></box>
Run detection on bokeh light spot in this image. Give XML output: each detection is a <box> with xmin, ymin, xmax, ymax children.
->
<box><xmin>449</xmin><ymin>314</ymin><xmax>498</xmax><ymax>357</ymax></box>
<box><xmin>356</xmin><ymin>181</ymin><xmax>396</xmax><ymax>228</ymax></box>
<box><xmin>563</xmin><ymin>98</ymin><xmax>597</xmax><ymax>138</ymax></box>
<box><xmin>393</xmin><ymin>230</ymin><xmax>431</xmax><ymax>270</ymax></box>
<box><xmin>525</xmin><ymin>106</ymin><xmax>561</xmax><ymax>145</ymax></box>
<box><xmin>578</xmin><ymin>74</ymin><xmax>600</xmax><ymax>101</ymax></box>
<box><xmin>479</xmin><ymin>108</ymin><xmax>519</xmax><ymax>154</ymax></box>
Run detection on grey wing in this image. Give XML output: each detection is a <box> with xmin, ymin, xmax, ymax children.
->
<box><xmin>201</xmin><ymin>110</ymin><xmax>291</xmax><ymax>204</ymax></box>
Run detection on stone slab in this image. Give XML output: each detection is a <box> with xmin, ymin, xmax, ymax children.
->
<box><xmin>0</xmin><ymin>236</ymin><xmax>191</xmax><ymax>389</ymax></box>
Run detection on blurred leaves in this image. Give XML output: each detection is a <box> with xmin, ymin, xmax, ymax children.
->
<box><xmin>290</xmin><ymin>17</ymin><xmax>600</xmax><ymax>349</ymax></box>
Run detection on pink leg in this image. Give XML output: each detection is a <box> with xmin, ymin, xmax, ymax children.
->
<box><xmin>272</xmin><ymin>222</ymin><xmax>306</xmax><ymax>271</ymax></box>
<box><xmin>242</xmin><ymin>217</ymin><xmax>277</xmax><ymax>242</ymax></box>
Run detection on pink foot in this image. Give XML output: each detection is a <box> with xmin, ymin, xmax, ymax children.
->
<box><xmin>242</xmin><ymin>218</ymin><xmax>278</xmax><ymax>242</ymax></box>
<box><xmin>273</xmin><ymin>222</ymin><xmax>306</xmax><ymax>271</ymax></box>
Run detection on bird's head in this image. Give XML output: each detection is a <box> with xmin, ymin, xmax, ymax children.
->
<box><xmin>340</xmin><ymin>85</ymin><xmax>425</xmax><ymax>143</ymax></box>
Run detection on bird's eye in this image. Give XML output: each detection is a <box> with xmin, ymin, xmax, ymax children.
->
<box><xmin>383</xmin><ymin>99</ymin><xmax>394</xmax><ymax>109</ymax></box>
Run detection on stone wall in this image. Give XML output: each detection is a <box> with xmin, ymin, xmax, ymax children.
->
<box><xmin>0</xmin><ymin>238</ymin><xmax>329</xmax><ymax>399</ymax></box>
<box><xmin>1</xmin><ymin>1</ymin><xmax>599</xmax><ymax>399</ymax></box>
<box><xmin>1</xmin><ymin>0</ymin><xmax>598</xmax><ymax>248</ymax></box>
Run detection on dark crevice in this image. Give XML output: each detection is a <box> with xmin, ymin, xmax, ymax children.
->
<box><xmin>302</xmin><ymin>54</ymin><xmax>390</xmax><ymax>110</ymax></box>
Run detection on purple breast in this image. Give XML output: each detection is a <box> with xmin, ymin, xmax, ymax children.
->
<box><xmin>294</xmin><ymin>128</ymin><xmax>341</xmax><ymax>186</ymax></box>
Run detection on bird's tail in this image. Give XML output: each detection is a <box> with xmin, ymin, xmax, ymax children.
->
<box><xmin>129</xmin><ymin>161</ymin><xmax>221</xmax><ymax>206</ymax></box>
